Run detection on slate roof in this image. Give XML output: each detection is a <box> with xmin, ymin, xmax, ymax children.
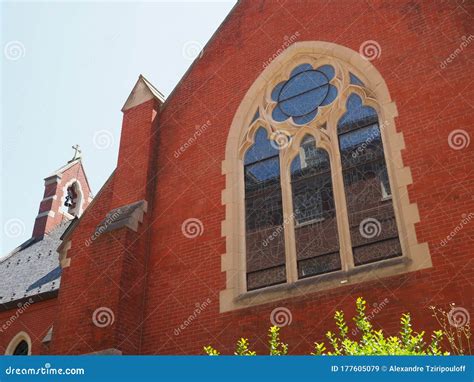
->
<box><xmin>0</xmin><ymin>221</ymin><xmax>71</xmax><ymax>310</ymax></box>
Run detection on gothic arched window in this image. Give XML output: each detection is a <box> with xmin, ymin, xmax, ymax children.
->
<box><xmin>5</xmin><ymin>332</ymin><xmax>32</xmax><ymax>355</ymax></box>
<box><xmin>222</xmin><ymin>42</ymin><xmax>432</xmax><ymax>311</ymax></box>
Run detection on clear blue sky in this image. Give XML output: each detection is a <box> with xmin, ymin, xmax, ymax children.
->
<box><xmin>1</xmin><ymin>1</ymin><xmax>236</xmax><ymax>255</ymax></box>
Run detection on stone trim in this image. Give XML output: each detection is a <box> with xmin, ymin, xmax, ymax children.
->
<box><xmin>5</xmin><ymin>331</ymin><xmax>32</xmax><ymax>355</ymax></box>
<box><xmin>44</xmin><ymin>175</ymin><xmax>61</xmax><ymax>186</ymax></box>
<box><xmin>36</xmin><ymin>210</ymin><xmax>55</xmax><ymax>219</ymax></box>
<box><xmin>220</xmin><ymin>41</ymin><xmax>431</xmax><ymax>313</ymax></box>
<box><xmin>59</xmin><ymin>240</ymin><xmax>72</xmax><ymax>269</ymax></box>
<box><xmin>86</xmin><ymin>348</ymin><xmax>123</xmax><ymax>355</ymax></box>
<box><xmin>60</xmin><ymin>178</ymin><xmax>85</xmax><ymax>217</ymax></box>
<box><xmin>95</xmin><ymin>200</ymin><xmax>148</xmax><ymax>235</ymax></box>
<box><xmin>41</xmin><ymin>195</ymin><xmax>57</xmax><ymax>202</ymax></box>
<box><xmin>122</xmin><ymin>75</ymin><xmax>165</xmax><ymax>112</ymax></box>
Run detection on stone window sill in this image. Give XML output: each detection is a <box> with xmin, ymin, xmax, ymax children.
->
<box><xmin>235</xmin><ymin>256</ymin><xmax>410</xmax><ymax>305</ymax></box>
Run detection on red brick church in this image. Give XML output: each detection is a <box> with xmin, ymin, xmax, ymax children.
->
<box><xmin>1</xmin><ymin>1</ymin><xmax>472</xmax><ymax>355</ymax></box>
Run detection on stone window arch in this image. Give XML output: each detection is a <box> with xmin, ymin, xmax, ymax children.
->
<box><xmin>220</xmin><ymin>41</ymin><xmax>431</xmax><ymax>312</ymax></box>
<box><xmin>5</xmin><ymin>331</ymin><xmax>32</xmax><ymax>355</ymax></box>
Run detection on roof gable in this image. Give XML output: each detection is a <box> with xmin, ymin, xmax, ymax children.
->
<box><xmin>122</xmin><ymin>75</ymin><xmax>165</xmax><ymax>112</ymax></box>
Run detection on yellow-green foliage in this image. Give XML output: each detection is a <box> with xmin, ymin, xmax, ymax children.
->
<box><xmin>204</xmin><ymin>298</ymin><xmax>449</xmax><ymax>356</ymax></box>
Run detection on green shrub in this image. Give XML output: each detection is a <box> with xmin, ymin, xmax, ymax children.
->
<box><xmin>204</xmin><ymin>297</ymin><xmax>449</xmax><ymax>355</ymax></box>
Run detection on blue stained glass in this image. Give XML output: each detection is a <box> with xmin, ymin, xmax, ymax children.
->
<box><xmin>279</xmin><ymin>86</ymin><xmax>328</xmax><ymax>117</ymax></box>
<box><xmin>317</xmin><ymin>65</ymin><xmax>335</xmax><ymax>80</ymax></box>
<box><xmin>320</xmin><ymin>84</ymin><xmax>337</xmax><ymax>106</ymax></box>
<box><xmin>271</xmin><ymin>63</ymin><xmax>338</xmax><ymax>125</ymax></box>
<box><xmin>271</xmin><ymin>82</ymin><xmax>285</xmax><ymax>102</ymax></box>
<box><xmin>244</xmin><ymin>128</ymin><xmax>278</xmax><ymax>165</ymax></box>
<box><xmin>290</xmin><ymin>63</ymin><xmax>313</xmax><ymax>77</ymax></box>
<box><xmin>279</xmin><ymin>71</ymin><xmax>328</xmax><ymax>101</ymax></box>
<box><xmin>246</xmin><ymin>157</ymin><xmax>280</xmax><ymax>182</ymax></box>
<box><xmin>339</xmin><ymin>124</ymin><xmax>380</xmax><ymax>151</ymax></box>
<box><xmin>349</xmin><ymin>72</ymin><xmax>365</xmax><ymax>86</ymax></box>
<box><xmin>337</xmin><ymin>94</ymin><xmax>377</xmax><ymax>132</ymax></box>
<box><xmin>272</xmin><ymin>106</ymin><xmax>287</xmax><ymax>122</ymax></box>
<box><xmin>251</xmin><ymin>109</ymin><xmax>260</xmax><ymax>123</ymax></box>
<box><xmin>293</xmin><ymin>110</ymin><xmax>318</xmax><ymax>125</ymax></box>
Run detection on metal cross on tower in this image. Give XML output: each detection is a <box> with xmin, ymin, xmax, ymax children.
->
<box><xmin>69</xmin><ymin>144</ymin><xmax>82</xmax><ymax>162</ymax></box>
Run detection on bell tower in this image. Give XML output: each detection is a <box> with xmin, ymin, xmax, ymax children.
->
<box><xmin>32</xmin><ymin>146</ymin><xmax>93</xmax><ymax>238</ymax></box>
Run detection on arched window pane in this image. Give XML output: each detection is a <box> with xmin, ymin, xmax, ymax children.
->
<box><xmin>13</xmin><ymin>340</ymin><xmax>29</xmax><ymax>355</ymax></box>
<box><xmin>244</xmin><ymin>128</ymin><xmax>286</xmax><ymax>290</ymax></box>
<box><xmin>291</xmin><ymin>135</ymin><xmax>341</xmax><ymax>278</ymax></box>
<box><xmin>337</xmin><ymin>94</ymin><xmax>402</xmax><ymax>265</ymax></box>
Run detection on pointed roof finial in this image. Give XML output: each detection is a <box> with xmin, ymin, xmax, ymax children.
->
<box><xmin>69</xmin><ymin>144</ymin><xmax>82</xmax><ymax>163</ymax></box>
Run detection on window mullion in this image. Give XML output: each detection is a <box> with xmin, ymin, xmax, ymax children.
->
<box><xmin>329</xmin><ymin>127</ymin><xmax>354</xmax><ymax>271</ymax></box>
<box><xmin>279</xmin><ymin>147</ymin><xmax>298</xmax><ymax>284</ymax></box>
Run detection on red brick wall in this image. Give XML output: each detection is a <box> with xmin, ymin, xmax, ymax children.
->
<box><xmin>51</xmin><ymin>98</ymin><xmax>160</xmax><ymax>354</ymax></box>
<box><xmin>139</xmin><ymin>0</ymin><xmax>473</xmax><ymax>354</ymax></box>
<box><xmin>47</xmin><ymin>0</ymin><xmax>473</xmax><ymax>355</ymax></box>
<box><xmin>0</xmin><ymin>299</ymin><xmax>57</xmax><ymax>355</ymax></box>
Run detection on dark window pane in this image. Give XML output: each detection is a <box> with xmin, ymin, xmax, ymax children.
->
<box><xmin>244</xmin><ymin>128</ymin><xmax>286</xmax><ymax>290</ymax></box>
<box><xmin>13</xmin><ymin>340</ymin><xmax>29</xmax><ymax>355</ymax></box>
<box><xmin>338</xmin><ymin>94</ymin><xmax>402</xmax><ymax>265</ymax></box>
<box><xmin>291</xmin><ymin>135</ymin><xmax>341</xmax><ymax>279</ymax></box>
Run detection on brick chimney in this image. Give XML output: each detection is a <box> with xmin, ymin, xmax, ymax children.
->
<box><xmin>32</xmin><ymin>152</ymin><xmax>93</xmax><ymax>238</ymax></box>
<box><xmin>50</xmin><ymin>76</ymin><xmax>163</xmax><ymax>355</ymax></box>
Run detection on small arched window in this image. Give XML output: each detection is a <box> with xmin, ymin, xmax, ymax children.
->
<box><xmin>5</xmin><ymin>332</ymin><xmax>32</xmax><ymax>355</ymax></box>
<box><xmin>62</xmin><ymin>180</ymin><xmax>84</xmax><ymax>217</ymax></box>
<box><xmin>222</xmin><ymin>42</ymin><xmax>432</xmax><ymax>311</ymax></box>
